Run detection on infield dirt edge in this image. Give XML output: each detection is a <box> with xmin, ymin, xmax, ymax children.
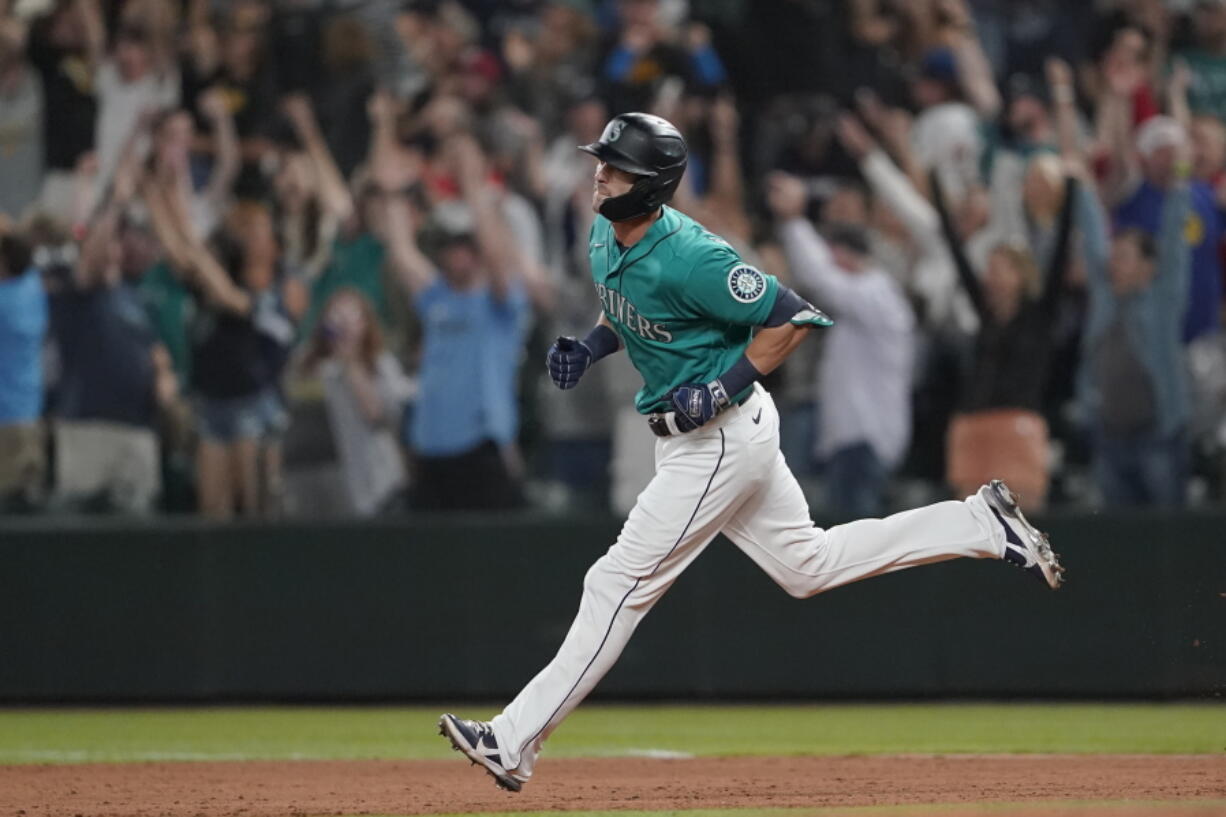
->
<box><xmin>3</xmin><ymin>753</ymin><xmax>1226</xmax><ymax>816</ymax></box>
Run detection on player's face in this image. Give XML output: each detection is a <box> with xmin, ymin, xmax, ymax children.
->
<box><xmin>592</xmin><ymin>161</ymin><xmax>637</xmax><ymax>213</ymax></box>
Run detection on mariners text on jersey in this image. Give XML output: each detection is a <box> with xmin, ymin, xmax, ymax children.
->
<box><xmin>594</xmin><ymin>283</ymin><xmax>673</xmax><ymax>343</ymax></box>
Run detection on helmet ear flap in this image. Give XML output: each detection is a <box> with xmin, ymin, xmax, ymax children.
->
<box><xmin>597</xmin><ymin>176</ymin><xmax>656</xmax><ymax>222</ymax></box>
<box><xmin>597</xmin><ymin>162</ymin><xmax>687</xmax><ymax>221</ymax></box>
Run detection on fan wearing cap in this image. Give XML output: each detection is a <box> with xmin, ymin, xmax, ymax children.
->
<box><xmin>438</xmin><ymin>111</ymin><xmax>1066</xmax><ymax>792</ymax></box>
<box><xmin>1114</xmin><ymin>115</ymin><xmax>1223</xmax><ymax>342</ymax></box>
<box><xmin>375</xmin><ymin>132</ymin><xmax>538</xmax><ymax>512</ymax></box>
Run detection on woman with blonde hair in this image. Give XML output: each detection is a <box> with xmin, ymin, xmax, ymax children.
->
<box><xmin>301</xmin><ymin>288</ymin><xmax>413</xmax><ymax>516</ymax></box>
<box><xmin>934</xmin><ymin>171</ymin><xmax>1077</xmax><ymax>511</ymax></box>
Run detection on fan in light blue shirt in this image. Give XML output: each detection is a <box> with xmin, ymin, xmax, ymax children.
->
<box><xmin>0</xmin><ymin>265</ymin><xmax>48</xmax><ymax>424</ymax></box>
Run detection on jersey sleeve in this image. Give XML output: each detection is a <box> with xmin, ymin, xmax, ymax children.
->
<box><xmin>678</xmin><ymin>243</ymin><xmax>779</xmax><ymax>326</ymax></box>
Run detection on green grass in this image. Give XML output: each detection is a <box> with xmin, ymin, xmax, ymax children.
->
<box><xmin>1</xmin><ymin>703</ymin><xmax>1223</xmax><ymax>765</ymax></box>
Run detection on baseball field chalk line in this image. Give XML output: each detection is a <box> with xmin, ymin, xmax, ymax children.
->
<box><xmin>5</xmin><ymin>747</ymin><xmax>698</xmax><ymax>762</ymax></box>
<box><xmin>6</xmin><ymin>750</ymin><xmax>317</xmax><ymax>762</ymax></box>
<box><xmin>619</xmin><ymin>748</ymin><xmax>696</xmax><ymax>759</ymax></box>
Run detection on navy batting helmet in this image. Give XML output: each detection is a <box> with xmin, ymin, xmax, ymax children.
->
<box><xmin>579</xmin><ymin>112</ymin><xmax>687</xmax><ymax>222</ymax></box>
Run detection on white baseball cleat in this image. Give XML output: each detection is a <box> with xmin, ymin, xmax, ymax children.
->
<box><xmin>979</xmin><ymin>479</ymin><xmax>1066</xmax><ymax>590</ymax></box>
<box><xmin>438</xmin><ymin>713</ymin><xmax>526</xmax><ymax>792</ymax></box>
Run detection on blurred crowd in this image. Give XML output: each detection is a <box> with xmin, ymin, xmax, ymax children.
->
<box><xmin>2</xmin><ymin>0</ymin><xmax>1225</xmax><ymax>519</ymax></box>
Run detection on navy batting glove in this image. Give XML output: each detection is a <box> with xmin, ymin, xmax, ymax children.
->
<box><xmin>546</xmin><ymin>336</ymin><xmax>593</xmax><ymax>390</ymax></box>
<box><xmin>670</xmin><ymin>380</ymin><xmax>731</xmax><ymax>432</ymax></box>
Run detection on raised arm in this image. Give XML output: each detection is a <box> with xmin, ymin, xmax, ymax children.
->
<box><xmin>181</xmin><ymin>237</ymin><xmax>254</xmax><ymax>317</ymax></box>
<box><xmin>1155</xmin><ymin>174</ymin><xmax>1193</xmax><ymax>306</ymax></box>
<box><xmin>768</xmin><ymin>174</ymin><xmax>846</xmax><ymax>306</ymax></box>
<box><xmin>1038</xmin><ymin>60</ymin><xmax>1085</xmax><ymax>309</ymax></box>
<box><xmin>366</xmin><ymin>91</ymin><xmax>436</xmax><ymax>297</ymax></box>
<box><xmin>76</xmin><ymin>0</ymin><xmax>105</xmax><ymax>71</ymax></box>
<box><xmin>930</xmin><ymin>170</ymin><xmax>988</xmax><ymax>318</ymax></box>
<box><xmin>1047</xmin><ymin>58</ymin><xmax>1081</xmax><ymax>162</ymax></box>
<box><xmin>503</xmin><ymin>108</ymin><xmax>548</xmax><ymax>204</ymax></box>
<box><xmin>838</xmin><ymin>112</ymin><xmax>941</xmax><ymax>245</ymax></box>
<box><xmin>1167</xmin><ymin>58</ymin><xmax>1193</xmax><ymax>133</ymax></box>
<box><xmin>367</xmin><ymin>90</ymin><xmax>410</xmax><ymax>195</ymax></box>
<box><xmin>282</xmin><ymin>93</ymin><xmax>355</xmax><ymax>223</ymax></box>
<box><xmin>452</xmin><ymin>134</ymin><xmax>554</xmax><ymax>310</ymax></box>
<box><xmin>946</xmin><ymin>3</ymin><xmax>1002</xmax><ymax>120</ymax></box>
<box><xmin>379</xmin><ymin>193</ymin><xmax>436</xmax><ymax>298</ymax></box>
<box><xmin>703</xmin><ymin>95</ymin><xmax>751</xmax><ymax>242</ymax></box>
<box><xmin>856</xmin><ymin>90</ymin><xmax>929</xmax><ymax>198</ymax></box>
<box><xmin>199</xmin><ymin>88</ymin><xmax>240</xmax><ymax>208</ymax></box>
<box><xmin>141</xmin><ymin>177</ymin><xmax>196</xmax><ymax>272</ymax></box>
<box><xmin>1038</xmin><ymin>175</ymin><xmax>1077</xmax><ymax>313</ymax></box>
<box><xmin>79</xmin><ymin>150</ymin><xmax>142</xmax><ymax>288</ymax></box>
<box><xmin>768</xmin><ymin>172</ymin><xmax>879</xmax><ymax>320</ymax></box>
<box><xmin>142</xmin><ymin>174</ymin><xmax>252</xmax><ymax>316</ymax></box>
<box><xmin>1097</xmin><ymin>34</ymin><xmax>1146</xmax><ymax>207</ymax></box>
<box><xmin>451</xmin><ymin>135</ymin><xmax>512</xmax><ymax>299</ymax></box>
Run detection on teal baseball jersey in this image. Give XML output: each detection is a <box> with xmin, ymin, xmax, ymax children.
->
<box><xmin>589</xmin><ymin>205</ymin><xmax>778</xmax><ymax>414</ymax></box>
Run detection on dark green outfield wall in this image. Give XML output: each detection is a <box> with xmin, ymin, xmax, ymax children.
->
<box><xmin>1</xmin><ymin>512</ymin><xmax>1223</xmax><ymax>701</ymax></box>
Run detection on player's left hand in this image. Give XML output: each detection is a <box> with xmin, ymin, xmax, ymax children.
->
<box><xmin>670</xmin><ymin>381</ymin><xmax>729</xmax><ymax>432</ymax></box>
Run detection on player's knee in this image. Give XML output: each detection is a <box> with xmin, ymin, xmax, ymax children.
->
<box><xmin>583</xmin><ymin>555</ymin><xmax>623</xmax><ymax>591</ymax></box>
<box><xmin>783</xmin><ymin>580</ymin><xmax>816</xmax><ymax>600</ymax></box>
<box><xmin>583</xmin><ymin>552</ymin><xmax>649</xmax><ymax>600</ymax></box>
<box><xmin>582</xmin><ymin>560</ymin><xmax>604</xmax><ymax>592</ymax></box>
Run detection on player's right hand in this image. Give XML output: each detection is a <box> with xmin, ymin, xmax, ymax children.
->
<box><xmin>546</xmin><ymin>336</ymin><xmax>593</xmax><ymax>390</ymax></box>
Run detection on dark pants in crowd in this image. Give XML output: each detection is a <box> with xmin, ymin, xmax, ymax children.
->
<box><xmin>411</xmin><ymin>439</ymin><xmax>523</xmax><ymax>511</ymax></box>
<box><xmin>826</xmin><ymin>441</ymin><xmax>887</xmax><ymax>520</ymax></box>
<box><xmin>1093</xmin><ymin>427</ymin><xmax>1187</xmax><ymax>508</ymax></box>
<box><xmin>549</xmin><ymin>437</ymin><xmax>612</xmax><ymax>511</ymax></box>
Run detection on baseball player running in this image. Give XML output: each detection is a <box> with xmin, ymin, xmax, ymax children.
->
<box><xmin>439</xmin><ymin>113</ymin><xmax>1065</xmax><ymax>791</ymax></box>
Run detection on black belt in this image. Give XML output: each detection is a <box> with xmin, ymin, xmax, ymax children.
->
<box><xmin>647</xmin><ymin>393</ymin><xmax>752</xmax><ymax>438</ymax></box>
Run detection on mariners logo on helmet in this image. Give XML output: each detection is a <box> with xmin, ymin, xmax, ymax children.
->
<box><xmin>608</xmin><ymin>120</ymin><xmax>625</xmax><ymax>142</ymax></box>
<box><xmin>727</xmin><ymin>265</ymin><xmax>766</xmax><ymax>303</ymax></box>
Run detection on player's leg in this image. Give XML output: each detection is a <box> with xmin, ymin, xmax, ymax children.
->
<box><xmin>725</xmin><ymin>449</ymin><xmax>1004</xmax><ymax>597</ymax></box>
<box><xmin>482</xmin><ymin>422</ymin><xmax>762</xmax><ymax>783</ymax></box>
<box><xmin>485</xmin><ymin>421</ymin><xmax>755</xmax><ymax>780</ymax></box>
<box><xmin>721</xmin><ymin>390</ymin><xmax>1040</xmax><ymax>599</ymax></box>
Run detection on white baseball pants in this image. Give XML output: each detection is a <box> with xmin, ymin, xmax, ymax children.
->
<box><xmin>491</xmin><ymin>384</ymin><xmax>1005</xmax><ymax>779</ymax></box>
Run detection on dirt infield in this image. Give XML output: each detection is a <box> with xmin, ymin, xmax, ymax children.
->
<box><xmin>2</xmin><ymin>754</ymin><xmax>1224</xmax><ymax>816</ymax></box>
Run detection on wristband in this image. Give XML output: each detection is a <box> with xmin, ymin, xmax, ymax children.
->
<box><xmin>582</xmin><ymin>324</ymin><xmax>620</xmax><ymax>362</ymax></box>
<box><xmin>711</xmin><ymin>354</ymin><xmax>762</xmax><ymax>406</ymax></box>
